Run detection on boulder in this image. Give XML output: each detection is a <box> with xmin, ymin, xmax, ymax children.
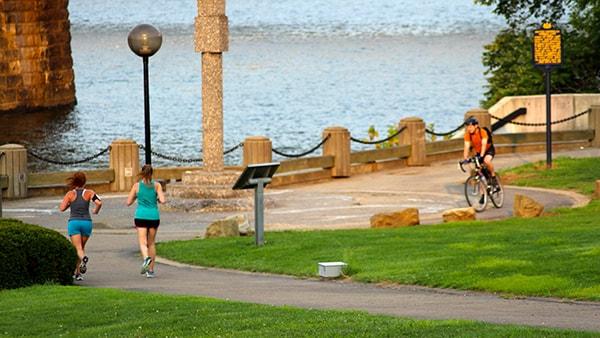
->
<box><xmin>513</xmin><ymin>194</ymin><xmax>544</xmax><ymax>218</ymax></box>
<box><xmin>205</xmin><ymin>215</ymin><xmax>244</xmax><ymax>238</ymax></box>
<box><xmin>442</xmin><ymin>207</ymin><xmax>476</xmax><ymax>222</ymax></box>
<box><xmin>236</xmin><ymin>215</ymin><xmax>255</xmax><ymax>236</ymax></box>
<box><xmin>370</xmin><ymin>208</ymin><xmax>419</xmax><ymax>228</ymax></box>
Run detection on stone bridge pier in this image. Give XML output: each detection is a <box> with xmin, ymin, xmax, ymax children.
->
<box><xmin>0</xmin><ymin>0</ymin><xmax>75</xmax><ymax>113</ymax></box>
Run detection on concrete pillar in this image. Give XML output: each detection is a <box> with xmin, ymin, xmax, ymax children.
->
<box><xmin>464</xmin><ymin>108</ymin><xmax>491</xmax><ymax>130</ymax></box>
<box><xmin>196</xmin><ymin>0</ymin><xmax>229</xmax><ymax>172</ymax></box>
<box><xmin>243</xmin><ymin>136</ymin><xmax>272</xmax><ymax>166</ymax></box>
<box><xmin>0</xmin><ymin>144</ymin><xmax>28</xmax><ymax>198</ymax></box>
<box><xmin>109</xmin><ymin>139</ymin><xmax>140</xmax><ymax>192</ymax></box>
<box><xmin>323</xmin><ymin>127</ymin><xmax>350</xmax><ymax>177</ymax></box>
<box><xmin>399</xmin><ymin>117</ymin><xmax>426</xmax><ymax>166</ymax></box>
<box><xmin>588</xmin><ymin>105</ymin><xmax>600</xmax><ymax>148</ymax></box>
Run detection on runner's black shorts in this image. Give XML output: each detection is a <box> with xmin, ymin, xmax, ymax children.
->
<box><xmin>134</xmin><ymin>218</ymin><xmax>160</xmax><ymax>228</ymax></box>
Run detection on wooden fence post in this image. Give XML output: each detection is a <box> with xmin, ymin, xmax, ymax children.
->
<box><xmin>0</xmin><ymin>144</ymin><xmax>28</xmax><ymax>199</ymax></box>
<box><xmin>109</xmin><ymin>139</ymin><xmax>139</xmax><ymax>192</ymax></box>
<box><xmin>323</xmin><ymin>126</ymin><xmax>350</xmax><ymax>177</ymax></box>
<box><xmin>243</xmin><ymin>136</ymin><xmax>272</xmax><ymax>166</ymax></box>
<box><xmin>588</xmin><ymin>105</ymin><xmax>600</xmax><ymax>148</ymax></box>
<box><xmin>399</xmin><ymin>117</ymin><xmax>426</xmax><ymax>166</ymax></box>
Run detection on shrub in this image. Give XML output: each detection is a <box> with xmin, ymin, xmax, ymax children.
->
<box><xmin>0</xmin><ymin>219</ymin><xmax>77</xmax><ymax>289</ymax></box>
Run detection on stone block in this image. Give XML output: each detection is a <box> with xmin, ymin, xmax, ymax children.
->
<box><xmin>513</xmin><ymin>194</ymin><xmax>544</xmax><ymax>218</ymax></box>
<box><xmin>442</xmin><ymin>207</ymin><xmax>476</xmax><ymax>222</ymax></box>
<box><xmin>197</xmin><ymin>0</ymin><xmax>225</xmax><ymax>16</ymax></box>
<box><xmin>194</xmin><ymin>15</ymin><xmax>229</xmax><ymax>53</ymax></box>
<box><xmin>205</xmin><ymin>216</ymin><xmax>241</xmax><ymax>238</ymax></box>
<box><xmin>370</xmin><ymin>208</ymin><xmax>420</xmax><ymax>228</ymax></box>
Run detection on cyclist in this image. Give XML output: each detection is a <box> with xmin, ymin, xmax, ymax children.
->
<box><xmin>462</xmin><ymin>117</ymin><xmax>498</xmax><ymax>186</ymax></box>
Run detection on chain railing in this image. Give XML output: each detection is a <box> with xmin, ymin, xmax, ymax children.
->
<box><xmin>350</xmin><ymin>126</ymin><xmax>407</xmax><ymax>145</ymax></box>
<box><xmin>490</xmin><ymin>108</ymin><xmax>591</xmax><ymax>126</ymax></box>
<box><xmin>425</xmin><ymin>123</ymin><xmax>465</xmax><ymax>137</ymax></box>
<box><xmin>224</xmin><ymin>142</ymin><xmax>244</xmax><ymax>155</ymax></box>
<box><xmin>139</xmin><ymin>142</ymin><xmax>243</xmax><ymax>163</ymax></box>
<box><xmin>139</xmin><ymin>144</ymin><xmax>202</xmax><ymax>163</ymax></box>
<box><xmin>272</xmin><ymin>135</ymin><xmax>330</xmax><ymax>158</ymax></box>
<box><xmin>27</xmin><ymin>146</ymin><xmax>111</xmax><ymax>165</ymax></box>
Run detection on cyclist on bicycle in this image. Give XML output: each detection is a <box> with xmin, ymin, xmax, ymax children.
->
<box><xmin>462</xmin><ymin>117</ymin><xmax>498</xmax><ymax>186</ymax></box>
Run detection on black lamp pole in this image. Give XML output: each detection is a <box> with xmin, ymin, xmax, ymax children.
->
<box><xmin>143</xmin><ymin>56</ymin><xmax>151</xmax><ymax>164</ymax></box>
<box><xmin>128</xmin><ymin>24</ymin><xmax>162</xmax><ymax>165</ymax></box>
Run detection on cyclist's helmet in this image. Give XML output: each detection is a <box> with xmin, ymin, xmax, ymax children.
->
<box><xmin>465</xmin><ymin>116</ymin><xmax>479</xmax><ymax>126</ymax></box>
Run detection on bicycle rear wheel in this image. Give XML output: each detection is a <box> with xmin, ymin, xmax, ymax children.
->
<box><xmin>464</xmin><ymin>176</ymin><xmax>487</xmax><ymax>212</ymax></box>
<box><xmin>489</xmin><ymin>175</ymin><xmax>504</xmax><ymax>208</ymax></box>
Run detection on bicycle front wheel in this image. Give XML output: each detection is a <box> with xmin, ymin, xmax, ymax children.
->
<box><xmin>489</xmin><ymin>175</ymin><xmax>504</xmax><ymax>208</ymax></box>
<box><xmin>464</xmin><ymin>175</ymin><xmax>487</xmax><ymax>212</ymax></box>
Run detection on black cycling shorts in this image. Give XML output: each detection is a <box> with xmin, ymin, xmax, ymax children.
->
<box><xmin>484</xmin><ymin>145</ymin><xmax>496</xmax><ymax>158</ymax></box>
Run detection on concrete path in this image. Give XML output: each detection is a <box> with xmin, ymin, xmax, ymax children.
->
<box><xmin>3</xmin><ymin>148</ymin><xmax>600</xmax><ymax>331</ymax></box>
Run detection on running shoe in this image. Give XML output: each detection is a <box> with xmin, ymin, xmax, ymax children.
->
<box><xmin>79</xmin><ymin>256</ymin><xmax>89</xmax><ymax>274</ymax></box>
<box><xmin>141</xmin><ymin>256</ymin><xmax>152</xmax><ymax>274</ymax></box>
<box><xmin>146</xmin><ymin>271</ymin><xmax>156</xmax><ymax>278</ymax></box>
<box><xmin>74</xmin><ymin>274</ymin><xmax>83</xmax><ymax>281</ymax></box>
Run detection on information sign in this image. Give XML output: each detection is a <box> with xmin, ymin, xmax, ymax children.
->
<box><xmin>532</xmin><ymin>22</ymin><xmax>562</xmax><ymax>67</ymax></box>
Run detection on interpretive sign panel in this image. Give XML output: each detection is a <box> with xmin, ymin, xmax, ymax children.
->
<box><xmin>532</xmin><ymin>23</ymin><xmax>562</xmax><ymax>67</ymax></box>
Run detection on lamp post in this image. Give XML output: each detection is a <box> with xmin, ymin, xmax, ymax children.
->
<box><xmin>128</xmin><ymin>24</ymin><xmax>162</xmax><ymax>165</ymax></box>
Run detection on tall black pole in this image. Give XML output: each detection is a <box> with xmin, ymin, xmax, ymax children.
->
<box><xmin>545</xmin><ymin>68</ymin><xmax>552</xmax><ymax>169</ymax></box>
<box><xmin>143</xmin><ymin>56</ymin><xmax>151</xmax><ymax>165</ymax></box>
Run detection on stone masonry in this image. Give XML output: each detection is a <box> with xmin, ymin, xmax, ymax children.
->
<box><xmin>0</xmin><ymin>0</ymin><xmax>75</xmax><ymax>113</ymax></box>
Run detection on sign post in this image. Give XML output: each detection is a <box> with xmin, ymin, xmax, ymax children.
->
<box><xmin>532</xmin><ymin>22</ymin><xmax>562</xmax><ymax>169</ymax></box>
<box><xmin>232</xmin><ymin>162</ymin><xmax>280</xmax><ymax>246</ymax></box>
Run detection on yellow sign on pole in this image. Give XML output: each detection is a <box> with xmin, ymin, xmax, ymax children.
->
<box><xmin>532</xmin><ymin>22</ymin><xmax>562</xmax><ymax>67</ymax></box>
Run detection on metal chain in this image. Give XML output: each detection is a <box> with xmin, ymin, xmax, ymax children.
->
<box><xmin>425</xmin><ymin>123</ymin><xmax>465</xmax><ymax>136</ymax></box>
<box><xmin>351</xmin><ymin>126</ymin><xmax>407</xmax><ymax>145</ymax></box>
<box><xmin>27</xmin><ymin>146</ymin><xmax>111</xmax><ymax>165</ymax></box>
<box><xmin>139</xmin><ymin>144</ymin><xmax>202</xmax><ymax>163</ymax></box>
<box><xmin>139</xmin><ymin>142</ymin><xmax>243</xmax><ymax>163</ymax></box>
<box><xmin>489</xmin><ymin>109</ymin><xmax>590</xmax><ymax>126</ymax></box>
<box><xmin>224</xmin><ymin>142</ymin><xmax>244</xmax><ymax>155</ymax></box>
<box><xmin>272</xmin><ymin>135</ymin><xmax>331</xmax><ymax>158</ymax></box>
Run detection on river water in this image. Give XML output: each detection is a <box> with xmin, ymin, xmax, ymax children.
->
<box><xmin>0</xmin><ymin>0</ymin><xmax>503</xmax><ymax>171</ymax></box>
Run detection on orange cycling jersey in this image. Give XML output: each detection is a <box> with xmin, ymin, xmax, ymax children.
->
<box><xmin>464</xmin><ymin>127</ymin><xmax>491</xmax><ymax>153</ymax></box>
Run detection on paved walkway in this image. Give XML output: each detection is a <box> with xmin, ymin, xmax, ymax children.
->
<box><xmin>3</xmin><ymin>149</ymin><xmax>600</xmax><ymax>331</ymax></box>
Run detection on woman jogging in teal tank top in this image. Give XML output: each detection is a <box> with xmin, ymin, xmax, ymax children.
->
<box><xmin>127</xmin><ymin>165</ymin><xmax>166</xmax><ymax>278</ymax></box>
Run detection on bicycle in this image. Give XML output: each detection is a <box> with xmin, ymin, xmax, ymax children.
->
<box><xmin>459</xmin><ymin>156</ymin><xmax>504</xmax><ymax>212</ymax></box>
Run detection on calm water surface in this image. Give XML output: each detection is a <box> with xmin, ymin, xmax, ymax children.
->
<box><xmin>0</xmin><ymin>1</ymin><xmax>503</xmax><ymax>171</ymax></box>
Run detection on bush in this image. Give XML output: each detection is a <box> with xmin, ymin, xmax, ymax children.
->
<box><xmin>0</xmin><ymin>219</ymin><xmax>77</xmax><ymax>289</ymax></box>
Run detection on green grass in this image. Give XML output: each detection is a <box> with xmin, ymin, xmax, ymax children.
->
<box><xmin>0</xmin><ymin>285</ymin><xmax>595</xmax><ymax>337</ymax></box>
<box><xmin>158</xmin><ymin>201</ymin><xmax>600</xmax><ymax>300</ymax></box>
<box><xmin>158</xmin><ymin>156</ymin><xmax>600</xmax><ymax>300</ymax></box>
<box><xmin>499</xmin><ymin>156</ymin><xmax>600</xmax><ymax>195</ymax></box>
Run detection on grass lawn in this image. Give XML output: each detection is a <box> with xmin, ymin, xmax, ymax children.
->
<box><xmin>500</xmin><ymin>156</ymin><xmax>600</xmax><ymax>195</ymax></box>
<box><xmin>0</xmin><ymin>285</ymin><xmax>596</xmax><ymax>337</ymax></box>
<box><xmin>158</xmin><ymin>157</ymin><xmax>600</xmax><ymax>301</ymax></box>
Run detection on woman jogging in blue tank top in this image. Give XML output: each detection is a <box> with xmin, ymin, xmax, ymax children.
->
<box><xmin>59</xmin><ymin>172</ymin><xmax>102</xmax><ymax>281</ymax></box>
<box><xmin>127</xmin><ymin>164</ymin><xmax>166</xmax><ymax>278</ymax></box>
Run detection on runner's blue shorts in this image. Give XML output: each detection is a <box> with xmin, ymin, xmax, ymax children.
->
<box><xmin>67</xmin><ymin>219</ymin><xmax>93</xmax><ymax>237</ymax></box>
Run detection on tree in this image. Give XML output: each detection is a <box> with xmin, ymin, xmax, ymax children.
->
<box><xmin>476</xmin><ymin>0</ymin><xmax>600</xmax><ymax>108</ymax></box>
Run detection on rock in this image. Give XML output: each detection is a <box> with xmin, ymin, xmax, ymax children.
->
<box><xmin>442</xmin><ymin>207</ymin><xmax>476</xmax><ymax>222</ymax></box>
<box><xmin>236</xmin><ymin>215</ymin><xmax>255</xmax><ymax>236</ymax></box>
<box><xmin>205</xmin><ymin>215</ymin><xmax>243</xmax><ymax>238</ymax></box>
<box><xmin>370</xmin><ymin>208</ymin><xmax>419</xmax><ymax>228</ymax></box>
<box><xmin>513</xmin><ymin>194</ymin><xmax>544</xmax><ymax>218</ymax></box>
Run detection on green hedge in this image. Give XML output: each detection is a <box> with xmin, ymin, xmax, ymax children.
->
<box><xmin>0</xmin><ymin>219</ymin><xmax>77</xmax><ymax>289</ymax></box>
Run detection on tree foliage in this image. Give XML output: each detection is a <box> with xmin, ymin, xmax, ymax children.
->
<box><xmin>476</xmin><ymin>0</ymin><xmax>600</xmax><ymax>107</ymax></box>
